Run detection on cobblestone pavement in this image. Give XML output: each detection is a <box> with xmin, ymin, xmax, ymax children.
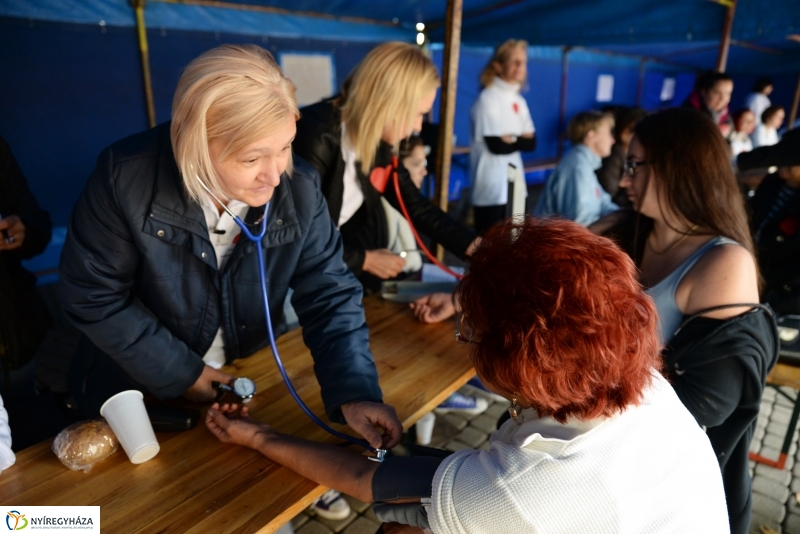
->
<box><xmin>287</xmin><ymin>385</ymin><xmax>800</xmax><ymax>534</ymax></box>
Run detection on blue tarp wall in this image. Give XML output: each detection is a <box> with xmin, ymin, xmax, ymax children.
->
<box><xmin>1</xmin><ymin>1</ymin><xmax>799</xmax><ymax>276</ymax></box>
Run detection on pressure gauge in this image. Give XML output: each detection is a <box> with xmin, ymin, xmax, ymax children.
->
<box><xmin>232</xmin><ymin>377</ymin><xmax>256</xmax><ymax>401</ymax></box>
<box><xmin>215</xmin><ymin>377</ymin><xmax>257</xmax><ymax>403</ymax></box>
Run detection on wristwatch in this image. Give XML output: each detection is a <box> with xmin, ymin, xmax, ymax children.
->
<box><xmin>214</xmin><ymin>377</ymin><xmax>257</xmax><ymax>403</ymax></box>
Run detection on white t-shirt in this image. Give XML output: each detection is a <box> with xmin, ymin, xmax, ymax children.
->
<box><xmin>729</xmin><ymin>130</ymin><xmax>753</xmax><ymax>158</ymax></box>
<box><xmin>752</xmin><ymin>124</ymin><xmax>780</xmax><ymax>148</ymax></box>
<box><xmin>745</xmin><ymin>92</ymin><xmax>771</xmax><ymax>125</ymax></box>
<box><xmin>198</xmin><ymin>195</ymin><xmax>249</xmax><ymax>369</ymax></box>
<box><xmin>470</xmin><ymin>77</ymin><xmax>535</xmax><ymax>206</ymax></box>
<box><xmin>429</xmin><ymin>373</ymin><xmax>728</xmax><ymax>534</ymax></box>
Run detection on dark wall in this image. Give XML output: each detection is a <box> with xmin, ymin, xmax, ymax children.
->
<box><xmin>0</xmin><ymin>16</ymin><xmax>380</xmax><ymax>226</ymax></box>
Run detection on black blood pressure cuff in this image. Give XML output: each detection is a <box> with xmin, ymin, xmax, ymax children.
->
<box><xmin>371</xmin><ymin>455</ymin><xmax>447</xmax><ymax>529</ymax></box>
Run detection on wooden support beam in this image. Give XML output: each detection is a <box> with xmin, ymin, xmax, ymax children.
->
<box><xmin>433</xmin><ymin>0</ymin><xmax>462</xmax><ymax>261</ymax></box>
<box><xmin>715</xmin><ymin>0</ymin><xmax>737</xmax><ymax>72</ymax></box>
<box><xmin>132</xmin><ymin>0</ymin><xmax>157</xmax><ymax>128</ymax></box>
<box><xmin>789</xmin><ymin>72</ymin><xmax>800</xmax><ymax>131</ymax></box>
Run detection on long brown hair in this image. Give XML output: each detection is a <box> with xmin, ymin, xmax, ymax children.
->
<box><xmin>608</xmin><ymin>107</ymin><xmax>755</xmax><ymax>267</ymax></box>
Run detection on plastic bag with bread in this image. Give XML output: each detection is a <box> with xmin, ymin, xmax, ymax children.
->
<box><xmin>52</xmin><ymin>420</ymin><xmax>118</xmax><ymax>471</ymax></box>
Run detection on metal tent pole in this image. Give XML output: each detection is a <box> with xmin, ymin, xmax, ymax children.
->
<box><xmin>132</xmin><ymin>0</ymin><xmax>157</xmax><ymax>128</ymax></box>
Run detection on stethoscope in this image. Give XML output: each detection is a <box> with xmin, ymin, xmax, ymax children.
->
<box><xmin>199</xmin><ymin>178</ymin><xmax>388</xmax><ymax>462</ymax></box>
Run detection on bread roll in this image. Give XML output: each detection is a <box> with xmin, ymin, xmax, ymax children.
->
<box><xmin>52</xmin><ymin>420</ymin><xmax>118</xmax><ymax>471</ymax></box>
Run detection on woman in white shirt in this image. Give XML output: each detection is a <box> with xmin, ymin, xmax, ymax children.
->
<box><xmin>207</xmin><ymin>217</ymin><xmax>729</xmax><ymax>534</ymax></box>
<box><xmin>744</xmin><ymin>77</ymin><xmax>773</xmax><ymax>126</ymax></box>
<box><xmin>470</xmin><ymin>40</ymin><xmax>536</xmax><ymax>234</ymax></box>
<box><xmin>752</xmin><ymin>105</ymin><xmax>785</xmax><ymax>148</ymax></box>
<box><xmin>729</xmin><ymin>109</ymin><xmax>755</xmax><ymax>157</ymax></box>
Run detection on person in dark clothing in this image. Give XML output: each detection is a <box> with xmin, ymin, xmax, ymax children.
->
<box><xmin>293</xmin><ymin>42</ymin><xmax>477</xmax><ymax>291</ymax></box>
<box><xmin>596</xmin><ymin>106</ymin><xmax>647</xmax><ymax>208</ymax></box>
<box><xmin>683</xmin><ymin>71</ymin><xmax>734</xmax><ymax>136</ymax></box>
<box><xmin>59</xmin><ymin>45</ymin><xmax>402</xmax><ymax>451</ymax></box>
<box><xmin>744</xmin><ymin>128</ymin><xmax>800</xmax><ymax>314</ymax></box>
<box><xmin>0</xmin><ymin>135</ymin><xmax>53</xmax><ymax>396</ymax></box>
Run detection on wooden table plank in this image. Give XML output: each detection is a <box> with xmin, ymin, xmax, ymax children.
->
<box><xmin>0</xmin><ymin>297</ymin><xmax>473</xmax><ymax>533</ymax></box>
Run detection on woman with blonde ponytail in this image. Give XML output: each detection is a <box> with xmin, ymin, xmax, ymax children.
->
<box><xmin>294</xmin><ymin>42</ymin><xmax>477</xmax><ymax>291</ymax></box>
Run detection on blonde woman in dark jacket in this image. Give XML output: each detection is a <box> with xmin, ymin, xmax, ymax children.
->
<box><xmin>293</xmin><ymin>42</ymin><xmax>478</xmax><ymax>288</ymax></box>
<box><xmin>59</xmin><ymin>45</ymin><xmax>402</xmax><ymax>454</ymax></box>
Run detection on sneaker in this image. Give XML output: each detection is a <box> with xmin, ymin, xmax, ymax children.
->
<box><xmin>462</xmin><ymin>376</ymin><xmax>508</xmax><ymax>403</ymax></box>
<box><xmin>434</xmin><ymin>392</ymin><xmax>489</xmax><ymax>415</ymax></box>
<box><xmin>309</xmin><ymin>489</ymin><xmax>351</xmax><ymax>521</ymax></box>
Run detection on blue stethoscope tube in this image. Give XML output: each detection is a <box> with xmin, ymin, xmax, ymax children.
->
<box><xmin>231</xmin><ymin>202</ymin><xmax>383</xmax><ymax>457</ymax></box>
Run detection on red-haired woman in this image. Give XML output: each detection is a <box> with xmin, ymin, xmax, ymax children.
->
<box><xmin>599</xmin><ymin>107</ymin><xmax>778</xmax><ymax>534</ymax></box>
<box><xmin>206</xmin><ymin>218</ymin><xmax>728</xmax><ymax>533</ymax></box>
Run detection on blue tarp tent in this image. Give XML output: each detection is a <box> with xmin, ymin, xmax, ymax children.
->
<box><xmin>2</xmin><ymin>0</ymin><xmax>799</xmax><ymax>231</ymax></box>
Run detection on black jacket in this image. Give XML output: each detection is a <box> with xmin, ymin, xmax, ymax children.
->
<box><xmin>750</xmin><ymin>173</ymin><xmax>800</xmax><ymax>313</ymax></box>
<box><xmin>0</xmin><ymin>135</ymin><xmax>53</xmax><ymax>376</ymax></box>
<box><xmin>293</xmin><ymin>99</ymin><xmax>476</xmax><ymax>275</ymax></box>
<box><xmin>663</xmin><ymin>305</ymin><xmax>778</xmax><ymax>534</ymax></box>
<box><xmin>59</xmin><ymin>123</ymin><xmax>382</xmax><ymax>421</ymax></box>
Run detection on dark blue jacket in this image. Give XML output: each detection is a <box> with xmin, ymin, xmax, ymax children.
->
<box><xmin>59</xmin><ymin>123</ymin><xmax>382</xmax><ymax>422</ymax></box>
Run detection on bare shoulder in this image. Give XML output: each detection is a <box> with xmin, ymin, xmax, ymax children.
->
<box><xmin>679</xmin><ymin>243</ymin><xmax>760</xmax><ymax>319</ymax></box>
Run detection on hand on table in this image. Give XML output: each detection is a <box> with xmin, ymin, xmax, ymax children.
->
<box><xmin>363</xmin><ymin>249</ymin><xmax>406</xmax><ymax>279</ymax></box>
<box><xmin>206</xmin><ymin>402</ymin><xmax>274</xmax><ymax>450</ymax></box>
<box><xmin>184</xmin><ymin>365</ymin><xmax>236</xmax><ymax>403</ymax></box>
<box><xmin>409</xmin><ymin>292</ymin><xmax>456</xmax><ymax>323</ymax></box>
<box><xmin>341</xmin><ymin>401</ymin><xmax>402</xmax><ymax>450</ymax></box>
<box><xmin>0</xmin><ymin>215</ymin><xmax>25</xmax><ymax>251</ymax></box>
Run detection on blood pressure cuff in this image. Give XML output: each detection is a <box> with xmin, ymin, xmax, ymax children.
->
<box><xmin>371</xmin><ymin>455</ymin><xmax>447</xmax><ymax>529</ymax></box>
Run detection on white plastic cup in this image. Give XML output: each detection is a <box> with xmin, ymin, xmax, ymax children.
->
<box><xmin>100</xmin><ymin>390</ymin><xmax>160</xmax><ymax>464</ymax></box>
<box><xmin>415</xmin><ymin>412</ymin><xmax>436</xmax><ymax>445</ymax></box>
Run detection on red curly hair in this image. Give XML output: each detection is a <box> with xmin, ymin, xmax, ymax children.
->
<box><xmin>457</xmin><ymin>217</ymin><xmax>661</xmax><ymax>423</ymax></box>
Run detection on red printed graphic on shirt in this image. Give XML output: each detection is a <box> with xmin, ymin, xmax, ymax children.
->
<box><xmin>512</xmin><ymin>102</ymin><xmax>519</xmax><ymax>114</ymax></box>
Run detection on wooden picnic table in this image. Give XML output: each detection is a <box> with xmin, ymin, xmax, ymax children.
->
<box><xmin>0</xmin><ymin>296</ymin><xmax>474</xmax><ymax>533</ymax></box>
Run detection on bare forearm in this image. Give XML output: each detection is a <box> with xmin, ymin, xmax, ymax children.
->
<box><xmin>257</xmin><ymin>432</ymin><xmax>378</xmax><ymax>503</ymax></box>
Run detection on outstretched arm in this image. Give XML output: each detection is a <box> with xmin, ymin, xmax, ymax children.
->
<box><xmin>206</xmin><ymin>404</ymin><xmax>379</xmax><ymax>503</ymax></box>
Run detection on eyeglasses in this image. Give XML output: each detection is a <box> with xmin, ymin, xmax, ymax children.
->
<box><xmin>455</xmin><ymin>313</ymin><xmax>476</xmax><ymax>344</ymax></box>
<box><xmin>623</xmin><ymin>160</ymin><xmax>648</xmax><ymax>177</ymax></box>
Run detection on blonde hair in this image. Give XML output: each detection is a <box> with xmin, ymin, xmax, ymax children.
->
<box><xmin>171</xmin><ymin>44</ymin><xmax>299</xmax><ymax>202</ymax></box>
<box><xmin>339</xmin><ymin>42</ymin><xmax>440</xmax><ymax>174</ymax></box>
<box><xmin>567</xmin><ymin>111</ymin><xmax>614</xmax><ymax>145</ymax></box>
<box><xmin>479</xmin><ymin>39</ymin><xmax>528</xmax><ymax>88</ymax></box>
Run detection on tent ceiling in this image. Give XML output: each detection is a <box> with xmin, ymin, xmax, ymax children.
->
<box><xmin>3</xmin><ymin>0</ymin><xmax>799</xmax><ymax>72</ymax></box>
